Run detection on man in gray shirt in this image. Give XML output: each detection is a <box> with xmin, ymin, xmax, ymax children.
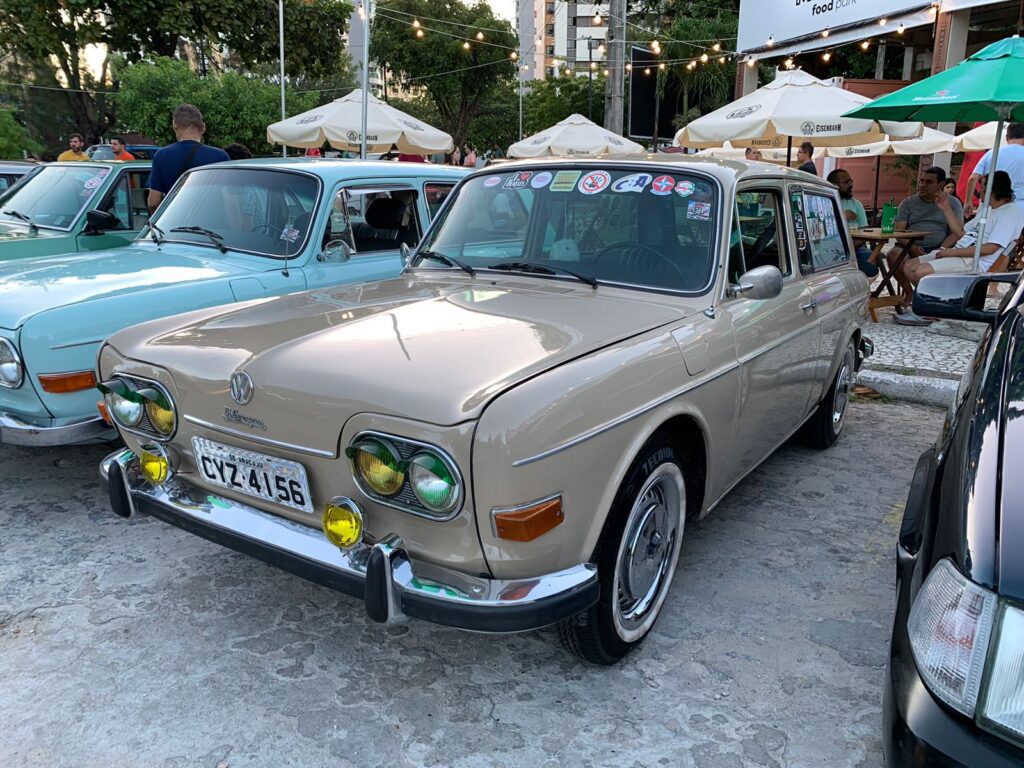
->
<box><xmin>892</xmin><ymin>166</ymin><xmax>964</xmax><ymax>302</ymax></box>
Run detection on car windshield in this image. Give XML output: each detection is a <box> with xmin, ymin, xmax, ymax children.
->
<box><xmin>416</xmin><ymin>167</ymin><xmax>720</xmax><ymax>293</ymax></box>
<box><xmin>0</xmin><ymin>164</ymin><xmax>112</xmax><ymax>231</ymax></box>
<box><xmin>152</xmin><ymin>167</ymin><xmax>320</xmax><ymax>258</ymax></box>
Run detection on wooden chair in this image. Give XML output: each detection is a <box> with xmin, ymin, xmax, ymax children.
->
<box><xmin>985</xmin><ymin>227</ymin><xmax>1024</xmax><ymax>274</ymax></box>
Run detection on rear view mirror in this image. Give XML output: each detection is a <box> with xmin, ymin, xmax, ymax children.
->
<box><xmin>85</xmin><ymin>209</ymin><xmax>118</xmax><ymax>234</ymax></box>
<box><xmin>914</xmin><ymin>273</ymin><xmax>1019</xmax><ymax>324</ymax></box>
<box><xmin>727</xmin><ymin>265</ymin><xmax>784</xmax><ymax>300</ymax></box>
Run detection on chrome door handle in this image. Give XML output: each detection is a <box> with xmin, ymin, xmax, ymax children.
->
<box><xmin>800</xmin><ymin>298</ymin><xmax>819</xmax><ymax>313</ymax></box>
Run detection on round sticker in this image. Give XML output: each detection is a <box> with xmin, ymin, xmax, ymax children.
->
<box><xmin>578</xmin><ymin>170</ymin><xmax>611</xmax><ymax>195</ymax></box>
<box><xmin>650</xmin><ymin>175</ymin><xmax>675</xmax><ymax>195</ymax></box>
<box><xmin>674</xmin><ymin>181</ymin><xmax>695</xmax><ymax>197</ymax></box>
<box><xmin>530</xmin><ymin>171</ymin><xmax>553</xmax><ymax>189</ymax></box>
<box><xmin>483</xmin><ymin>176</ymin><xmax>502</xmax><ymax>188</ymax></box>
<box><xmin>83</xmin><ymin>176</ymin><xmax>103</xmax><ymax>191</ymax></box>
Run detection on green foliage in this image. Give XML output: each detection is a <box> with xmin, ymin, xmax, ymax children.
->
<box><xmin>523</xmin><ymin>75</ymin><xmax>605</xmax><ymax>135</ymax></box>
<box><xmin>115</xmin><ymin>58</ymin><xmax>319</xmax><ymax>154</ymax></box>
<box><xmin>371</xmin><ymin>0</ymin><xmax>517</xmax><ymax>147</ymax></box>
<box><xmin>0</xmin><ymin>109</ymin><xmax>42</xmax><ymax>160</ymax></box>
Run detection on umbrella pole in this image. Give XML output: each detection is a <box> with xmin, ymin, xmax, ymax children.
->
<box><xmin>786</xmin><ymin>137</ymin><xmax>792</xmax><ymax>167</ymax></box>
<box><xmin>872</xmin><ymin>156</ymin><xmax>881</xmax><ymax>223</ymax></box>
<box><xmin>973</xmin><ymin>117</ymin><xmax>1004</xmax><ymax>272</ymax></box>
<box><xmin>360</xmin><ymin>0</ymin><xmax>370</xmax><ymax>160</ymax></box>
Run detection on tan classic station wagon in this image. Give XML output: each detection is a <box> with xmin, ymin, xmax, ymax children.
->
<box><xmin>99</xmin><ymin>158</ymin><xmax>873</xmax><ymax>664</ymax></box>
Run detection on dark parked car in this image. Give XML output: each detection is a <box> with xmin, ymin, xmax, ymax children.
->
<box><xmin>885</xmin><ymin>271</ymin><xmax>1024</xmax><ymax>765</ymax></box>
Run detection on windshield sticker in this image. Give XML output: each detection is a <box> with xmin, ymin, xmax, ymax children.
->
<box><xmin>578</xmin><ymin>170</ymin><xmax>611</xmax><ymax>195</ymax></box>
<box><xmin>674</xmin><ymin>180</ymin><xmax>696</xmax><ymax>197</ymax></box>
<box><xmin>483</xmin><ymin>176</ymin><xmax>503</xmax><ymax>188</ymax></box>
<box><xmin>504</xmin><ymin>171</ymin><xmax>533</xmax><ymax>190</ymax></box>
<box><xmin>279</xmin><ymin>227</ymin><xmax>301</xmax><ymax>243</ymax></box>
<box><xmin>550</xmin><ymin>170</ymin><xmax>582</xmax><ymax>192</ymax></box>
<box><xmin>650</xmin><ymin>175</ymin><xmax>676</xmax><ymax>195</ymax></box>
<box><xmin>611</xmin><ymin>173</ymin><xmax>652</xmax><ymax>193</ymax></box>
<box><xmin>530</xmin><ymin>171</ymin><xmax>553</xmax><ymax>189</ymax></box>
<box><xmin>687</xmin><ymin>201</ymin><xmax>712</xmax><ymax>221</ymax></box>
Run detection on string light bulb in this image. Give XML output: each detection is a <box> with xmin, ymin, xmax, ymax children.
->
<box><xmin>712</xmin><ymin>42</ymin><xmax>721</xmax><ymax>52</ymax></box>
<box><xmin>463</xmin><ymin>41</ymin><xmax>471</xmax><ymax>50</ymax></box>
<box><xmin>821</xmin><ymin>50</ymin><xmax>832</xmax><ymax>62</ymax></box>
<box><xmin>597</xmin><ymin>43</ymin><xmax>605</xmax><ymax>55</ymax></box>
<box><xmin>746</xmin><ymin>56</ymin><xmax>756</xmax><ymax>68</ymax></box>
<box><xmin>822</xmin><ymin>29</ymin><xmax>830</xmax><ymax>38</ymax></box>
<box><xmin>509</xmin><ymin>51</ymin><xmax>517</xmax><ymax>59</ymax></box>
<box><xmin>565</xmin><ymin>68</ymin><xmax>572</xmax><ymax>76</ymax></box>
<box><xmin>784</xmin><ymin>56</ymin><xmax>794</xmax><ymax>69</ymax></box>
<box><xmin>700</xmin><ymin>52</ymin><xmax>709</xmax><ymax>63</ymax></box>
<box><xmin>860</xmin><ymin>39</ymin><xmax>871</xmax><ymax>50</ymax></box>
<box><xmin>590</xmin><ymin>61</ymin><xmax>597</xmax><ymax>69</ymax></box>
<box><xmin>897</xmin><ymin>23</ymin><xmax>905</xmax><ymax>34</ymax></box>
<box><xmin>687</xmin><ymin>61</ymin><xmax>696</xmax><ymax>70</ymax></box>
<box><xmin>767</xmin><ymin>35</ymin><xmax>774</xmax><ymax>47</ymax></box>
<box><xmin>603</xmin><ymin>68</ymin><xmax>609</xmax><ymax>76</ymax></box>
<box><xmin>412</xmin><ymin>18</ymin><xmax>420</xmax><ymax>27</ymax></box>
<box><xmin>626</xmin><ymin>63</ymin><xmax>632</xmax><ymax>71</ymax></box>
<box><xmin>658</xmin><ymin>62</ymin><xmax>666</xmax><ymax>70</ymax></box>
<box><xmin>644</xmin><ymin>67</ymin><xmax>651</xmax><ymax>75</ymax></box>
<box><xmin>593</xmin><ymin>10</ymin><xmax>602</xmax><ymax>25</ymax></box>
<box><xmin>415</xmin><ymin>28</ymin><xmax>423</xmax><ymax>38</ymax></box>
<box><xmin>879</xmin><ymin>17</ymin><xmax>887</xmax><ymax>26</ymax></box>
<box><xmin>718</xmin><ymin>56</ymin><xmax>726</xmax><ymax>64</ymax></box>
<box><xmin>476</xmin><ymin>31</ymin><xmax>484</xmax><ymax>40</ymax></box>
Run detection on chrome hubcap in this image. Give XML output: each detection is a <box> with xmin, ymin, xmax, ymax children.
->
<box><xmin>831</xmin><ymin>347</ymin><xmax>854</xmax><ymax>433</ymax></box>
<box><xmin>612</xmin><ymin>462</ymin><xmax>684</xmax><ymax>642</ymax></box>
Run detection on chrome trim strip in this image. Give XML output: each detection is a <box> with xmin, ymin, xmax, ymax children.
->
<box><xmin>512</xmin><ymin>361</ymin><xmax>740</xmax><ymax>467</ymax></box>
<box><xmin>49</xmin><ymin>338</ymin><xmax>104</xmax><ymax>350</ymax></box>
<box><xmin>183</xmin><ymin>414</ymin><xmax>336</xmax><ymax>459</ymax></box>
<box><xmin>100</xmin><ymin>450</ymin><xmax>597</xmax><ymax>632</ymax></box>
<box><xmin>347</xmin><ymin>429</ymin><xmax>464</xmax><ymax>521</ymax></box>
<box><xmin>490</xmin><ymin>492</ymin><xmax>562</xmax><ymax>538</ymax></box>
<box><xmin>0</xmin><ymin>412</ymin><xmax>111</xmax><ymax>446</ymax></box>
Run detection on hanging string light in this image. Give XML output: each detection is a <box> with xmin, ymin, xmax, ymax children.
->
<box><xmin>898</xmin><ymin>23</ymin><xmax>905</xmax><ymax>34</ymax></box>
<box><xmin>415</xmin><ymin>28</ymin><xmax>424</xmax><ymax>38</ymax></box>
<box><xmin>766</xmin><ymin>35</ymin><xmax>774</xmax><ymax>47</ymax></box>
<box><xmin>860</xmin><ymin>39</ymin><xmax>871</xmax><ymax>50</ymax></box>
<box><xmin>644</xmin><ymin>66</ymin><xmax>651</xmax><ymax>75</ymax></box>
<box><xmin>463</xmin><ymin>41</ymin><xmax>471</xmax><ymax>50</ymax></box>
<box><xmin>879</xmin><ymin>17</ymin><xmax>887</xmax><ymax>26</ymax></box>
<box><xmin>700</xmin><ymin>52</ymin><xmax>709</xmax><ymax>63</ymax></box>
<box><xmin>476</xmin><ymin>31</ymin><xmax>484</xmax><ymax>40</ymax></box>
<box><xmin>712</xmin><ymin>42</ymin><xmax>721</xmax><ymax>52</ymax></box>
<box><xmin>603</xmin><ymin>68</ymin><xmax>609</xmax><ymax>76</ymax></box>
<box><xmin>718</xmin><ymin>55</ymin><xmax>726</xmax><ymax>64</ymax></box>
<box><xmin>822</xmin><ymin>29</ymin><xmax>830</xmax><ymax>38</ymax></box>
<box><xmin>821</xmin><ymin>50</ymin><xmax>832</xmax><ymax>62</ymax></box>
<box><xmin>412</xmin><ymin>18</ymin><xmax>420</xmax><ymax>28</ymax></box>
<box><xmin>509</xmin><ymin>51</ymin><xmax>517</xmax><ymax>59</ymax></box>
<box><xmin>658</xmin><ymin>62</ymin><xmax>666</xmax><ymax>70</ymax></box>
<box><xmin>746</xmin><ymin>55</ymin><xmax>757</xmax><ymax>68</ymax></box>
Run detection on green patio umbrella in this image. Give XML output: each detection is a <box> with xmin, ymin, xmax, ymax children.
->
<box><xmin>845</xmin><ymin>36</ymin><xmax>1024</xmax><ymax>272</ymax></box>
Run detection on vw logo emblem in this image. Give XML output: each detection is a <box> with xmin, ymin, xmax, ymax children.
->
<box><xmin>229</xmin><ymin>372</ymin><xmax>254</xmax><ymax>405</ymax></box>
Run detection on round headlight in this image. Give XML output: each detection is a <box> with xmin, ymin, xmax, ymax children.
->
<box><xmin>322</xmin><ymin>497</ymin><xmax>364</xmax><ymax>550</ymax></box>
<box><xmin>107</xmin><ymin>392</ymin><xmax>143</xmax><ymax>427</ymax></box>
<box><xmin>409</xmin><ymin>452</ymin><xmax>460</xmax><ymax>514</ymax></box>
<box><xmin>145</xmin><ymin>398</ymin><xmax>175</xmax><ymax>435</ymax></box>
<box><xmin>0</xmin><ymin>339</ymin><xmax>23</xmax><ymax>389</ymax></box>
<box><xmin>139</xmin><ymin>443</ymin><xmax>172</xmax><ymax>485</ymax></box>
<box><xmin>348</xmin><ymin>438</ymin><xmax>405</xmax><ymax>496</ymax></box>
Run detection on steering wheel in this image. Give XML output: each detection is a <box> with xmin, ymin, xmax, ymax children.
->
<box><xmin>595</xmin><ymin>241</ymin><xmax>687</xmax><ymax>280</ymax></box>
<box><xmin>745</xmin><ymin>227</ymin><xmax>777</xmax><ymax>266</ymax></box>
<box><xmin>252</xmin><ymin>223</ymin><xmax>283</xmax><ymax>237</ymax></box>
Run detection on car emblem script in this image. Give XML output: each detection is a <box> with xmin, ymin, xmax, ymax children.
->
<box><xmin>230</xmin><ymin>372</ymin><xmax>254</xmax><ymax>405</ymax></box>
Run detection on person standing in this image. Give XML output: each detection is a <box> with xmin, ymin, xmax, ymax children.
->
<box><xmin>146</xmin><ymin>104</ymin><xmax>230</xmax><ymax>214</ymax></box>
<box><xmin>450</xmin><ymin>146</ymin><xmax>462</xmax><ymax>166</ymax></box>
<box><xmin>463</xmin><ymin>146</ymin><xmax>476</xmax><ymax>167</ymax></box>
<box><xmin>110</xmin><ymin>136</ymin><xmax>135</xmax><ymax>161</ymax></box>
<box><xmin>965</xmin><ymin>123</ymin><xmax>1024</xmax><ymax>214</ymax></box>
<box><xmin>57</xmin><ymin>133</ymin><xmax>90</xmax><ymax>161</ymax></box>
<box><xmin>796</xmin><ymin>142</ymin><xmax>817</xmax><ymax>175</ymax></box>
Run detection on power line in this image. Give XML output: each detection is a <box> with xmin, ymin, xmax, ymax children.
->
<box><xmin>374</xmin><ymin>9</ymin><xmax>519</xmax><ymax>51</ymax></box>
<box><xmin>375</xmin><ymin>4</ymin><xmax>515</xmax><ymax>35</ymax></box>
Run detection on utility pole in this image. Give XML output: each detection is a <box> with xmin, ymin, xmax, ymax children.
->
<box><xmin>588</xmin><ymin>39</ymin><xmax>594</xmax><ymax>120</ymax></box>
<box><xmin>604</xmin><ymin>0</ymin><xmax>625</xmax><ymax>133</ymax></box>
<box><xmin>278</xmin><ymin>0</ymin><xmax>287</xmax><ymax>157</ymax></box>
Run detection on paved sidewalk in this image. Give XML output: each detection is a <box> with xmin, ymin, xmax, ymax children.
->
<box><xmin>858</xmin><ymin>306</ymin><xmax>982</xmax><ymax>406</ymax></box>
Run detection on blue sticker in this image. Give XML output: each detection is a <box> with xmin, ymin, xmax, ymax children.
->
<box><xmin>530</xmin><ymin>171</ymin><xmax>553</xmax><ymax>189</ymax></box>
<box><xmin>611</xmin><ymin>173</ymin><xmax>652</xmax><ymax>193</ymax></box>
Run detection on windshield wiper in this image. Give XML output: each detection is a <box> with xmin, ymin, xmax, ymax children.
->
<box><xmin>170</xmin><ymin>226</ymin><xmax>228</xmax><ymax>254</ymax></box>
<box><xmin>486</xmin><ymin>260</ymin><xmax>598</xmax><ymax>288</ymax></box>
<box><xmin>417</xmin><ymin>250</ymin><xmax>475</xmax><ymax>276</ymax></box>
<box><xmin>147</xmin><ymin>222</ymin><xmax>165</xmax><ymax>245</ymax></box>
<box><xmin>3</xmin><ymin>209</ymin><xmax>38</xmax><ymax>234</ymax></box>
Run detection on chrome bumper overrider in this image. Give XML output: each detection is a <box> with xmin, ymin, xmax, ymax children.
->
<box><xmin>0</xmin><ymin>412</ymin><xmax>113</xmax><ymax>446</ymax></box>
<box><xmin>100</xmin><ymin>450</ymin><xmax>599</xmax><ymax>633</ymax></box>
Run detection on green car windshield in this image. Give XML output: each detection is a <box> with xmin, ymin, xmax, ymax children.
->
<box><xmin>415</xmin><ymin>167</ymin><xmax>720</xmax><ymax>293</ymax></box>
<box><xmin>0</xmin><ymin>165</ymin><xmax>112</xmax><ymax>231</ymax></box>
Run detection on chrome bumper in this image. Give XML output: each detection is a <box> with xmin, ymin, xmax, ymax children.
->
<box><xmin>0</xmin><ymin>412</ymin><xmax>113</xmax><ymax>446</ymax></box>
<box><xmin>100</xmin><ymin>450</ymin><xmax>599</xmax><ymax>633</ymax></box>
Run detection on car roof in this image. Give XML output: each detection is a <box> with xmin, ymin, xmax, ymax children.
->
<box><xmin>0</xmin><ymin>161</ymin><xmax>38</xmax><ymax>171</ymax></box>
<box><xmin>48</xmin><ymin>160</ymin><xmax>151</xmax><ymax>168</ymax></box>
<box><xmin>473</xmin><ymin>155</ymin><xmax>830</xmax><ymax>186</ymax></box>
<box><xmin>212</xmin><ymin>157</ymin><xmax>469</xmax><ymax>180</ymax></box>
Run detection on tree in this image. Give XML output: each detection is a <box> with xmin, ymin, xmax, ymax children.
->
<box><xmin>115</xmin><ymin>58</ymin><xmax>319</xmax><ymax>154</ymax></box>
<box><xmin>0</xmin><ymin>109</ymin><xmax>42</xmax><ymax>160</ymax></box>
<box><xmin>523</xmin><ymin>75</ymin><xmax>605</xmax><ymax>135</ymax></box>
<box><xmin>371</xmin><ymin>0</ymin><xmax>517</xmax><ymax>149</ymax></box>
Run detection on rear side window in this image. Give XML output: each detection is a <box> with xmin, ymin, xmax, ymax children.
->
<box><xmin>424</xmin><ymin>183</ymin><xmax>455</xmax><ymax>218</ymax></box>
<box><xmin>790</xmin><ymin>189</ymin><xmax>849</xmax><ymax>272</ymax></box>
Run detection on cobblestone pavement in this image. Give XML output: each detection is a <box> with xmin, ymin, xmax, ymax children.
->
<box><xmin>862</xmin><ymin>309</ymin><xmax>979</xmax><ymax>380</ymax></box>
<box><xmin>0</xmin><ymin>401</ymin><xmax>944</xmax><ymax>768</ymax></box>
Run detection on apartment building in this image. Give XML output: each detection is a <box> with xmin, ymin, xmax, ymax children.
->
<box><xmin>519</xmin><ymin>0</ymin><xmax>609</xmax><ymax>81</ymax></box>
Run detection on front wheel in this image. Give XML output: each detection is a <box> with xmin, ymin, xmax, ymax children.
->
<box><xmin>558</xmin><ymin>438</ymin><xmax>686</xmax><ymax>665</ymax></box>
<box><xmin>800</xmin><ymin>340</ymin><xmax>855</xmax><ymax>449</ymax></box>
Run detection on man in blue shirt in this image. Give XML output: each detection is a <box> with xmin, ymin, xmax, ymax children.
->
<box><xmin>146</xmin><ymin>104</ymin><xmax>230</xmax><ymax>214</ymax></box>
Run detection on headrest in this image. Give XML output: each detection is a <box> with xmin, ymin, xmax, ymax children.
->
<box><xmin>365</xmin><ymin>197</ymin><xmax>408</xmax><ymax>229</ymax></box>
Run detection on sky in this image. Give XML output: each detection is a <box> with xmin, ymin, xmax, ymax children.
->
<box><xmin>488</xmin><ymin>0</ymin><xmax>517</xmax><ymax>23</ymax></box>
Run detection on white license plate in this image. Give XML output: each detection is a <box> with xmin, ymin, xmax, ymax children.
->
<box><xmin>192</xmin><ymin>436</ymin><xmax>313</xmax><ymax>514</ymax></box>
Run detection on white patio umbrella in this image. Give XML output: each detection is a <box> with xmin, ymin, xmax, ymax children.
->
<box><xmin>508</xmin><ymin>114</ymin><xmax>645</xmax><ymax>157</ymax></box>
<box><xmin>267</xmin><ymin>89</ymin><xmax>453</xmax><ymax>155</ymax></box>
<box><xmin>824</xmin><ymin>127</ymin><xmax>956</xmax><ymax>158</ymax></box>
<box><xmin>954</xmin><ymin>121</ymin><xmax>1006</xmax><ymax>151</ymax></box>
<box><xmin>673</xmin><ymin>70</ymin><xmax>921</xmax><ymax>162</ymax></box>
<box><xmin>696</xmin><ymin>141</ymin><xmax>825</xmax><ymax>163</ymax></box>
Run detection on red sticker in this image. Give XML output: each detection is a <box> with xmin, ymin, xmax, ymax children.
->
<box><xmin>578</xmin><ymin>170</ymin><xmax>611</xmax><ymax>195</ymax></box>
<box><xmin>650</xmin><ymin>175</ymin><xmax>675</xmax><ymax>195</ymax></box>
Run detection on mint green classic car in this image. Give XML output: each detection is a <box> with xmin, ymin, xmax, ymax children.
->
<box><xmin>0</xmin><ymin>161</ymin><xmax>153</xmax><ymax>261</ymax></box>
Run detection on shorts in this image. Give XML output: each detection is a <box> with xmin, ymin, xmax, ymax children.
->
<box><xmin>919</xmin><ymin>251</ymin><xmax>977</xmax><ymax>273</ymax></box>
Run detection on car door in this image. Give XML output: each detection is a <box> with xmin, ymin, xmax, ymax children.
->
<box><xmin>723</xmin><ymin>183</ymin><xmax>821</xmax><ymax>480</ymax></box>
<box><xmin>303</xmin><ymin>180</ymin><xmax>423</xmax><ymax>290</ymax></box>
<box><xmin>788</xmin><ymin>185</ymin><xmax>852</xmax><ymax>399</ymax></box>
<box><xmin>76</xmin><ymin>168</ymin><xmax>152</xmax><ymax>251</ymax></box>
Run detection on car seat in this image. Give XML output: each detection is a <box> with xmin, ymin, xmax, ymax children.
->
<box><xmin>353</xmin><ymin>198</ymin><xmax>414</xmax><ymax>252</ymax></box>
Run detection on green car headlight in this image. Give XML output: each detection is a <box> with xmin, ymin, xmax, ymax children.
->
<box><xmin>346</xmin><ymin>438</ymin><xmax>405</xmax><ymax>496</ymax></box>
<box><xmin>409</xmin><ymin>452</ymin><xmax>460</xmax><ymax>515</ymax></box>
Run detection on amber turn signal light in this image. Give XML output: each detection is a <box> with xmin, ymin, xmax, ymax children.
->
<box><xmin>493</xmin><ymin>496</ymin><xmax>563</xmax><ymax>542</ymax></box>
<box><xmin>97</xmin><ymin>400</ymin><xmax>112</xmax><ymax>425</ymax></box>
<box><xmin>38</xmin><ymin>370</ymin><xmax>97</xmax><ymax>394</ymax></box>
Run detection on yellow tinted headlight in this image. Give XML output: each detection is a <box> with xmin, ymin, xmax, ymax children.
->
<box><xmin>139</xmin><ymin>444</ymin><xmax>171</xmax><ymax>485</ymax></box>
<box><xmin>145</xmin><ymin>399</ymin><xmax>175</xmax><ymax>435</ymax></box>
<box><xmin>322</xmin><ymin>497</ymin><xmax>364</xmax><ymax>550</ymax></box>
<box><xmin>346</xmin><ymin>438</ymin><xmax>404</xmax><ymax>496</ymax></box>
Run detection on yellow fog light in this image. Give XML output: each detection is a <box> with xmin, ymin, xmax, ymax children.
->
<box><xmin>322</xmin><ymin>497</ymin><xmax>364</xmax><ymax>550</ymax></box>
<box><xmin>138</xmin><ymin>443</ymin><xmax>172</xmax><ymax>485</ymax></box>
<box><xmin>145</xmin><ymin>399</ymin><xmax>175</xmax><ymax>435</ymax></box>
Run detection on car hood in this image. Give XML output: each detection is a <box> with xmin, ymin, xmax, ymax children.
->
<box><xmin>107</xmin><ymin>274</ymin><xmax>697</xmax><ymax>453</ymax></box>
<box><xmin>0</xmin><ymin>244</ymin><xmax>246</xmax><ymax>330</ymax></box>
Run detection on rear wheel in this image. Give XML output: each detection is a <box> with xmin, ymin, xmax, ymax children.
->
<box><xmin>558</xmin><ymin>438</ymin><xmax>686</xmax><ymax>665</ymax></box>
<box><xmin>800</xmin><ymin>340</ymin><xmax>855</xmax><ymax>449</ymax></box>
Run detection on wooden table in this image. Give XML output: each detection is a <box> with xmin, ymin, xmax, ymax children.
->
<box><xmin>850</xmin><ymin>228</ymin><xmax>930</xmax><ymax>322</ymax></box>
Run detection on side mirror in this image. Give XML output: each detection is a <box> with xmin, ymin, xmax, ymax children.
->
<box><xmin>727</xmin><ymin>265</ymin><xmax>784</xmax><ymax>300</ymax></box>
<box><xmin>85</xmin><ymin>209</ymin><xmax>118</xmax><ymax>234</ymax></box>
<box><xmin>914</xmin><ymin>273</ymin><xmax>1019</xmax><ymax>324</ymax></box>
<box><xmin>400</xmin><ymin>242</ymin><xmax>412</xmax><ymax>267</ymax></box>
<box><xmin>320</xmin><ymin>238</ymin><xmax>352</xmax><ymax>262</ymax></box>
